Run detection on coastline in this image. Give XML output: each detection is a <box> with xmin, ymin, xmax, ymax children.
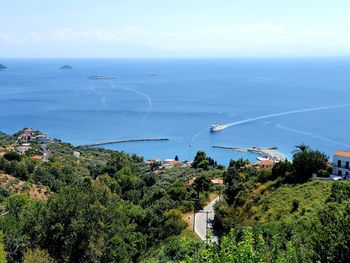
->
<box><xmin>212</xmin><ymin>145</ymin><xmax>287</xmax><ymax>161</ymax></box>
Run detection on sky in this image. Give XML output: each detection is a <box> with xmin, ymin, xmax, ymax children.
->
<box><xmin>1</xmin><ymin>0</ymin><xmax>350</xmax><ymax>58</ymax></box>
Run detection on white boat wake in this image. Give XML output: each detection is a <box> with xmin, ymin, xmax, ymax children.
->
<box><xmin>189</xmin><ymin>127</ymin><xmax>208</xmax><ymax>146</ymax></box>
<box><xmin>223</xmin><ymin>104</ymin><xmax>350</xmax><ymax>130</ymax></box>
<box><xmin>276</xmin><ymin>124</ymin><xmax>350</xmax><ymax>148</ymax></box>
<box><xmin>106</xmin><ymin>81</ymin><xmax>152</xmax><ymax>121</ymax></box>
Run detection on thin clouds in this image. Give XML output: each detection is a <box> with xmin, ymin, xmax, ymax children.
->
<box><xmin>1</xmin><ymin>23</ymin><xmax>349</xmax><ymax>57</ymax></box>
<box><xmin>52</xmin><ymin>27</ymin><xmax>145</xmax><ymax>43</ymax></box>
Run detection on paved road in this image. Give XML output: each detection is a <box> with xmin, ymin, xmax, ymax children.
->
<box><xmin>41</xmin><ymin>144</ymin><xmax>50</xmax><ymax>161</ymax></box>
<box><xmin>194</xmin><ymin>197</ymin><xmax>220</xmax><ymax>243</ymax></box>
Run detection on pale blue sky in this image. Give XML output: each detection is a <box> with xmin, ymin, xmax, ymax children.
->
<box><xmin>1</xmin><ymin>0</ymin><xmax>350</xmax><ymax>57</ymax></box>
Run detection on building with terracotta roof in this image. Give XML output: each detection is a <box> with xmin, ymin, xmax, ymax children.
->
<box><xmin>0</xmin><ymin>152</ymin><xmax>5</xmax><ymax>157</ymax></box>
<box><xmin>332</xmin><ymin>150</ymin><xmax>350</xmax><ymax>178</ymax></box>
<box><xmin>253</xmin><ymin>159</ymin><xmax>275</xmax><ymax>170</ymax></box>
<box><xmin>31</xmin><ymin>155</ymin><xmax>43</xmax><ymax>160</ymax></box>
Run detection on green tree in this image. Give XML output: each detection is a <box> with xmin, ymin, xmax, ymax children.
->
<box><xmin>272</xmin><ymin>160</ymin><xmax>294</xmax><ymax>180</ymax></box>
<box><xmin>193</xmin><ymin>174</ymin><xmax>212</xmax><ymax>197</ymax></box>
<box><xmin>163</xmin><ymin>209</ymin><xmax>187</xmax><ymax>236</ymax></box>
<box><xmin>291</xmin><ymin>146</ymin><xmax>328</xmax><ymax>183</ymax></box>
<box><xmin>3</xmin><ymin>152</ymin><xmax>21</xmax><ymax>162</ymax></box>
<box><xmin>228</xmin><ymin>158</ymin><xmax>250</xmax><ymax>171</ymax></box>
<box><xmin>192</xmin><ymin>151</ymin><xmax>208</xmax><ymax>169</ymax></box>
<box><xmin>23</xmin><ymin>248</ymin><xmax>55</xmax><ymax>263</ymax></box>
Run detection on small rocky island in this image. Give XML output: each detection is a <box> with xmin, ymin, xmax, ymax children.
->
<box><xmin>59</xmin><ymin>65</ymin><xmax>73</xmax><ymax>70</ymax></box>
<box><xmin>0</xmin><ymin>63</ymin><xmax>8</xmax><ymax>71</ymax></box>
<box><xmin>88</xmin><ymin>76</ymin><xmax>114</xmax><ymax>80</ymax></box>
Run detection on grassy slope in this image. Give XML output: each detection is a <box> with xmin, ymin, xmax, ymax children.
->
<box><xmin>238</xmin><ymin>179</ymin><xmax>334</xmax><ymax>226</ymax></box>
<box><xmin>0</xmin><ymin>232</ymin><xmax>6</xmax><ymax>263</ymax></box>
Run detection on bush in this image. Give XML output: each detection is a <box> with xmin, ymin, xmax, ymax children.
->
<box><xmin>163</xmin><ymin>209</ymin><xmax>187</xmax><ymax>236</ymax></box>
<box><xmin>3</xmin><ymin>152</ymin><xmax>21</xmax><ymax>162</ymax></box>
<box><xmin>290</xmin><ymin>199</ymin><xmax>300</xmax><ymax>213</ymax></box>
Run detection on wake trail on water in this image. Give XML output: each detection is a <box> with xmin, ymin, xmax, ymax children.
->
<box><xmin>223</xmin><ymin>104</ymin><xmax>350</xmax><ymax>130</ymax></box>
<box><xmin>276</xmin><ymin>124</ymin><xmax>350</xmax><ymax>148</ymax></box>
<box><xmin>189</xmin><ymin>104</ymin><xmax>350</xmax><ymax>147</ymax></box>
<box><xmin>106</xmin><ymin>81</ymin><xmax>153</xmax><ymax>121</ymax></box>
<box><xmin>189</xmin><ymin>127</ymin><xmax>208</xmax><ymax>146</ymax></box>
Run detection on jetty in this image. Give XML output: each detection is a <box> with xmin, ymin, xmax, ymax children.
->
<box><xmin>212</xmin><ymin>145</ymin><xmax>247</xmax><ymax>152</ymax></box>
<box><xmin>78</xmin><ymin>138</ymin><xmax>169</xmax><ymax>148</ymax></box>
<box><xmin>212</xmin><ymin>145</ymin><xmax>286</xmax><ymax>161</ymax></box>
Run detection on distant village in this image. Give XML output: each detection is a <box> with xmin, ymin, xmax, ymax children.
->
<box><xmin>0</xmin><ymin>128</ymin><xmax>52</xmax><ymax>161</ymax></box>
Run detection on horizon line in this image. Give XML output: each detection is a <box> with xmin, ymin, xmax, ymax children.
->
<box><xmin>2</xmin><ymin>55</ymin><xmax>350</xmax><ymax>60</ymax></box>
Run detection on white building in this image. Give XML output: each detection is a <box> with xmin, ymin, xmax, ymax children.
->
<box><xmin>332</xmin><ymin>150</ymin><xmax>350</xmax><ymax>178</ymax></box>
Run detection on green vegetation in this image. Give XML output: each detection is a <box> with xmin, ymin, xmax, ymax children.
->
<box><xmin>207</xmin><ymin>144</ymin><xmax>350</xmax><ymax>263</ymax></box>
<box><xmin>0</xmin><ymin>130</ymin><xmax>224</xmax><ymax>262</ymax></box>
<box><xmin>236</xmin><ymin>180</ymin><xmax>332</xmax><ymax>225</ymax></box>
<box><xmin>1</xmin><ymin>130</ymin><xmax>349</xmax><ymax>262</ymax></box>
<box><xmin>0</xmin><ymin>232</ymin><xmax>6</xmax><ymax>263</ymax></box>
<box><xmin>0</xmin><ymin>132</ymin><xmax>15</xmax><ymax>147</ymax></box>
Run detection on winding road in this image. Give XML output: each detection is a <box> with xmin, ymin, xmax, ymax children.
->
<box><xmin>194</xmin><ymin>197</ymin><xmax>220</xmax><ymax>243</ymax></box>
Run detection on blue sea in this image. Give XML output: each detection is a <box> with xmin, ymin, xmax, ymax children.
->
<box><xmin>1</xmin><ymin>58</ymin><xmax>350</xmax><ymax>165</ymax></box>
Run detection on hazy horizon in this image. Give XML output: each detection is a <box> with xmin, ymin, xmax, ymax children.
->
<box><xmin>1</xmin><ymin>1</ymin><xmax>350</xmax><ymax>58</ymax></box>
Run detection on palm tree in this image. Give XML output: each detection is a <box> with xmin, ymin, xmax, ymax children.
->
<box><xmin>292</xmin><ymin>143</ymin><xmax>310</xmax><ymax>157</ymax></box>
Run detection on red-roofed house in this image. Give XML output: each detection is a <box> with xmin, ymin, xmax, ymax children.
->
<box><xmin>254</xmin><ymin>159</ymin><xmax>275</xmax><ymax>170</ymax></box>
<box><xmin>0</xmin><ymin>152</ymin><xmax>5</xmax><ymax>157</ymax></box>
<box><xmin>333</xmin><ymin>150</ymin><xmax>350</xmax><ymax>178</ymax></box>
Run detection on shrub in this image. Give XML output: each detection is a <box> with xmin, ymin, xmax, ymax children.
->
<box><xmin>290</xmin><ymin>199</ymin><xmax>300</xmax><ymax>213</ymax></box>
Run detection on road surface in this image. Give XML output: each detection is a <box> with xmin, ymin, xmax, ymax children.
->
<box><xmin>194</xmin><ymin>196</ymin><xmax>220</xmax><ymax>243</ymax></box>
<box><xmin>41</xmin><ymin>144</ymin><xmax>50</xmax><ymax>161</ymax></box>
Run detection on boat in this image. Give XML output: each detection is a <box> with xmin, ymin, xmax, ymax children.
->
<box><xmin>210</xmin><ymin>123</ymin><xmax>226</xmax><ymax>132</ymax></box>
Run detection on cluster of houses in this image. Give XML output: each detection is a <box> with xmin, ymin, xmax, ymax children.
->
<box><xmin>0</xmin><ymin>128</ymin><xmax>53</xmax><ymax>161</ymax></box>
<box><xmin>17</xmin><ymin>128</ymin><xmax>51</xmax><ymax>143</ymax></box>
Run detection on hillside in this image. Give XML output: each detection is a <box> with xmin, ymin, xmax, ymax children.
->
<box><xmin>237</xmin><ymin>179</ymin><xmax>333</xmax><ymax>225</ymax></box>
<box><xmin>0</xmin><ymin>129</ymin><xmax>224</xmax><ymax>263</ymax></box>
<box><xmin>0</xmin><ymin>174</ymin><xmax>50</xmax><ymax>200</ymax></box>
<box><xmin>0</xmin><ymin>132</ymin><xmax>15</xmax><ymax>147</ymax></box>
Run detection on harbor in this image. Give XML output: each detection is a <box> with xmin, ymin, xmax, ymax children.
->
<box><xmin>78</xmin><ymin>138</ymin><xmax>170</xmax><ymax>148</ymax></box>
<box><xmin>212</xmin><ymin>145</ymin><xmax>286</xmax><ymax>161</ymax></box>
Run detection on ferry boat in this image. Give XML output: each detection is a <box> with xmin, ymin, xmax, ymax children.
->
<box><xmin>210</xmin><ymin>123</ymin><xmax>226</xmax><ymax>132</ymax></box>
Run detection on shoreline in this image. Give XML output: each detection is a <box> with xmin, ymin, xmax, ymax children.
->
<box><xmin>212</xmin><ymin>145</ymin><xmax>287</xmax><ymax>161</ymax></box>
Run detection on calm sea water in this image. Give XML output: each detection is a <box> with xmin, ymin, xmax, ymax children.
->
<box><xmin>1</xmin><ymin>58</ymin><xmax>350</xmax><ymax>165</ymax></box>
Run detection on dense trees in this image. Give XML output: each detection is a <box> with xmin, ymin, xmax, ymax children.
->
<box><xmin>1</xmin><ymin>143</ymin><xmax>223</xmax><ymax>262</ymax></box>
<box><xmin>193</xmin><ymin>174</ymin><xmax>212</xmax><ymax>197</ymax></box>
<box><xmin>3</xmin><ymin>152</ymin><xmax>21</xmax><ymax>162</ymax></box>
<box><xmin>0</xmin><ymin>137</ymin><xmax>347</xmax><ymax>263</ymax></box>
<box><xmin>291</xmin><ymin>144</ymin><xmax>329</xmax><ymax>182</ymax></box>
<box><xmin>270</xmin><ymin>145</ymin><xmax>328</xmax><ymax>183</ymax></box>
<box><xmin>192</xmin><ymin>151</ymin><xmax>219</xmax><ymax>170</ymax></box>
